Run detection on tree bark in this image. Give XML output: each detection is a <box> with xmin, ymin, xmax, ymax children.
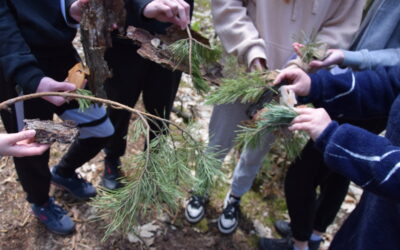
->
<box><xmin>80</xmin><ymin>0</ymin><xmax>126</xmax><ymax>97</ymax></box>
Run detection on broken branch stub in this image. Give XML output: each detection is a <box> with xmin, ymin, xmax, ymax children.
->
<box><xmin>80</xmin><ymin>0</ymin><xmax>126</xmax><ymax>97</ymax></box>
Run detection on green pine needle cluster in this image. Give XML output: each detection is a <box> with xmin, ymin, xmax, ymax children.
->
<box><xmin>206</xmin><ymin>71</ymin><xmax>276</xmax><ymax>105</ymax></box>
<box><xmin>235</xmin><ymin>103</ymin><xmax>307</xmax><ymax>160</ymax></box>
<box><xmin>76</xmin><ymin>88</ymin><xmax>94</xmax><ymax>112</ymax></box>
<box><xmin>91</xmin><ymin>120</ymin><xmax>223</xmax><ymax>239</ymax></box>
<box><xmin>295</xmin><ymin>31</ymin><xmax>328</xmax><ymax>64</ymax></box>
<box><xmin>168</xmin><ymin>38</ymin><xmax>222</xmax><ymax>94</ymax></box>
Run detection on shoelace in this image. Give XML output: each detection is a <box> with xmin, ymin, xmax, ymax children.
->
<box><xmin>41</xmin><ymin>199</ymin><xmax>67</xmax><ymax>219</ymax></box>
<box><xmin>190</xmin><ymin>196</ymin><xmax>203</xmax><ymax>208</ymax></box>
<box><xmin>223</xmin><ymin>202</ymin><xmax>238</xmax><ymax>219</ymax></box>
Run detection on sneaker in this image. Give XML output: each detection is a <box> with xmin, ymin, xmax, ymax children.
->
<box><xmin>217</xmin><ymin>194</ymin><xmax>240</xmax><ymax>234</ymax></box>
<box><xmin>308</xmin><ymin>239</ymin><xmax>322</xmax><ymax>250</ymax></box>
<box><xmin>51</xmin><ymin>165</ymin><xmax>96</xmax><ymax>200</ymax></box>
<box><xmin>185</xmin><ymin>195</ymin><xmax>206</xmax><ymax>224</ymax></box>
<box><xmin>32</xmin><ymin>198</ymin><xmax>75</xmax><ymax>235</ymax></box>
<box><xmin>259</xmin><ymin>237</ymin><xmax>294</xmax><ymax>250</ymax></box>
<box><xmin>274</xmin><ymin>220</ymin><xmax>292</xmax><ymax>238</ymax></box>
<box><xmin>259</xmin><ymin>237</ymin><xmax>322</xmax><ymax>250</ymax></box>
<box><xmin>101</xmin><ymin>158</ymin><xmax>123</xmax><ymax>190</ymax></box>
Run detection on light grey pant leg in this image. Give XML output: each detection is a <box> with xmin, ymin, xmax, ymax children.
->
<box><xmin>230</xmin><ymin>132</ymin><xmax>275</xmax><ymax>197</ymax></box>
<box><xmin>207</xmin><ymin>102</ymin><xmax>250</xmax><ymax>161</ymax></box>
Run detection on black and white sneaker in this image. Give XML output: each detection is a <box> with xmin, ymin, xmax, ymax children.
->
<box><xmin>217</xmin><ymin>194</ymin><xmax>240</xmax><ymax>234</ymax></box>
<box><xmin>185</xmin><ymin>195</ymin><xmax>205</xmax><ymax>224</ymax></box>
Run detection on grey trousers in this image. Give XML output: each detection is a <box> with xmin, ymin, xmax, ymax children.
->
<box><xmin>208</xmin><ymin>103</ymin><xmax>275</xmax><ymax>197</ymax></box>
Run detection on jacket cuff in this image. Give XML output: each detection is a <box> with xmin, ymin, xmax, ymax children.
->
<box><xmin>314</xmin><ymin>121</ymin><xmax>339</xmax><ymax>153</ymax></box>
<box><xmin>297</xmin><ymin>73</ymin><xmax>322</xmax><ymax>104</ymax></box>
<box><xmin>245</xmin><ymin>45</ymin><xmax>267</xmax><ymax>69</ymax></box>
<box><xmin>342</xmin><ymin>50</ymin><xmax>364</xmax><ymax>68</ymax></box>
<box><xmin>15</xmin><ymin>66</ymin><xmax>45</xmax><ymax>94</ymax></box>
<box><xmin>61</xmin><ymin>0</ymin><xmax>79</xmax><ymax>28</ymax></box>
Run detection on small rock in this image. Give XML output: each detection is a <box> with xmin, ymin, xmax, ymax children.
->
<box><xmin>253</xmin><ymin>220</ymin><xmax>272</xmax><ymax>238</ymax></box>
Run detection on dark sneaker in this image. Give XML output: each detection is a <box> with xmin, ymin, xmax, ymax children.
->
<box><xmin>51</xmin><ymin>165</ymin><xmax>96</xmax><ymax>200</ymax></box>
<box><xmin>101</xmin><ymin>158</ymin><xmax>123</xmax><ymax>190</ymax></box>
<box><xmin>274</xmin><ymin>220</ymin><xmax>292</xmax><ymax>238</ymax></box>
<box><xmin>32</xmin><ymin>198</ymin><xmax>75</xmax><ymax>235</ymax></box>
<box><xmin>259</xmin><ymin>237</ymin><xmax>293</xmax><ymax>250</ymax></box>
<box><xmin>217</xmin><ymin>195</ymin><xmax>240</xmax><ymax>234</ymax></box>
<box><xmin>308</xmin><ymin>239</ymin><xmax>322</xmax><ymax>250</ymax></box>
<box><xmin>185</xmin><ymin>195</ymin><xmax>206</xmax><ymax>224</ymax></box>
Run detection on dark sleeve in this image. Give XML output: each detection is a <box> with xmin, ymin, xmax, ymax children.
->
<box><xmin>127</xmin><ymin>0</ymin><xmax>194</xmax><ymax>27</ymax></box>
<box><xmin>65</xmin><ymin>0</ymin><xmax>79</xmax><ymax>24</ymax></box>
<box><xmin>299</xmin><ymin>66</ymin><xmax>400</xmax><ymax>120</ymax></box>
<box><xmin>0</xmin><ymin>0</ymin><xmax>44</xmax><ymax>94</ymax></box>
<box><xmin>315</xmin><ymin>121</ymin><xmax>400</xmax><ymax>201</ymax></box>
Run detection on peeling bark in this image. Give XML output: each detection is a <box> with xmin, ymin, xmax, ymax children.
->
<box><xmin>80</xmin><ymin>0</ymin><xmax>126</xmax><ymax>97</ymax></box>
<box><xmin>125</xmin><ymin>26</ymin><xmax>224</xmax><ymax>85</ymax></box>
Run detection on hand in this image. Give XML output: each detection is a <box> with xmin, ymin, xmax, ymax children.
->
<box><xmin>249</xmin><ymin>58</ymin><xmax>267</xmax><ymax>72</ymax></box>
<box><xmin>273</xmin><ymin>68</ymin><xmax>311</xmax><ymax>96</ymax></box>
<box><xmin>143</xmin><ymin>0</ymin><xmax>190</xmax><ymax>29</ymax></box>
<box><xmin>36</xmin><ymin>77</ymin><xmax>76</xmax><ymax>106</ymax></box>
<box><xmin>0</xmin><ymin>130</ymin><xmax>50</xmax><ymax>157</ymax></box>
<box><xmin>289</xmin><ymin>107</ymin><xmax>332</xmax><ymax>141</ymax></box>
<box><xmin>69</xmin><ymin>0</ymin><xmax>89</xmax><ymax>23</ymax></box>
<box><xmin>309</xmin><ymin>49</ymin><xmax>344</xmax><ymax>70</ymax></box>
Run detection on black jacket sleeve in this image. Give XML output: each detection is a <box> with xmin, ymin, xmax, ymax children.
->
<box><xmin>0</xmin><ymin>0</ymin><xmax>44</xmax><ymax>94</ymax></box>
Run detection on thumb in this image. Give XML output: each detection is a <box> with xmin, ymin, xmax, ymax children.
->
<box><xmin>7</xmin><ymin>130</ymin><xmax>36</xmax><ymax>144</ymax></box>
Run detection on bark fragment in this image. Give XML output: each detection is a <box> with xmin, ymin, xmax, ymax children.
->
<box><xmin>24</xmin><ymin>119</ymin><xmax>79</xmax><ymax>144</ymax></box>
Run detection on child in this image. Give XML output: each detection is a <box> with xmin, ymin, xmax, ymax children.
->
<box><xmin>265</xmin><ymin>66</ymin><xmax>400</xmax><ymax>249</ymax></box>
<box><xmin>185</xmin><ymin>0</ymin><xmax>365</xmax><ymax>236</ymax></box>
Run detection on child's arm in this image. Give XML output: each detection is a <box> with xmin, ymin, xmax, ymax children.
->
<box><xmin>290</xmin><ymin>107</ymin><xmax>400</xmax><ymax>201</ymax></box>
<box><xmin>307</xmin><ymin>48</ymin><xmax>400</xmax><ymax>71</ymax></box>
<box><xmin>275</xmin><ymin>66</ymin><xmax>400</xmax><ymax>120</ymax></box>
<box><xmin>211</xmin><ymin>0</ymin><xmax>266</xmax><ymax>69</ymax></box>
<box><xmin>0</xmin><ymin>0</ymin><xmax>45</xmax><ymax>94</ymax></box>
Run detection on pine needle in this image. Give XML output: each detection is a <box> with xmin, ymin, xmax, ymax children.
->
<box><xmin>91</xmin><ymin>122</ymin><xmax>223</xmax><ymax>239</ymax></box>
<box><xmin>168</xmin><ymin>38</ymin><xmax>221</xmax><ymax>94</ymax></box>
<box><xmin>206</xmin><ymin>71</ymin><xmax>277</xmax><ymax>105</ymax></box>
<box><xmin>75</xmin><ymin>88</ymin><xmax>95</xmax><ymax>112</ymax></box>
<box><xmin>295</xmin><ymin>31</ymin><xmax>328</xmax><ymax>64</ymax></box>
<box><xmin>235</xmin><ymin>103</ymin><xmax>307</xmax><ymax>160</ymax></box>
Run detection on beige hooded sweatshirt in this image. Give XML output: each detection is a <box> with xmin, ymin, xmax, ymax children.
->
<box><xmin>212</xmin><ymin>0</ymin><xmax>365</xmax><ymax>70</ymax></box>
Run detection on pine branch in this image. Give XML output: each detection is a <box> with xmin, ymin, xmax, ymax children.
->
<box><xmin>92</xmin><ymin>124</ymin><xmax>223</xmax><ymax>239</ymax></box>
<box><xmin>168</xmin><ymin>37</ymin><xmax>222</xmax><ymax>94</ymax></box>
<box><xmin>235</xmin><ymin>103</ymin><xmax>308</xmax><ymax>160</ymax></box>
<box><xmin>206</xmin><ymin>71</ymin><xmax>277</xmax><ymax>105</ymax></box>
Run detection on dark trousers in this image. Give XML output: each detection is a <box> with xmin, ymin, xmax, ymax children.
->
<box><xmin>0</xmin><ymin>53</ymin><xmax>110</xmax><ymax>206</ymax></box>
<box><xmin>103</xmin><ymin>39</ymin><xmax>181</xmax><ymax>161</ymax></box>
<box><xmin>285</xmin><ymin>118</ymin><xmax>386</xmax><ymax>241</ymax></box>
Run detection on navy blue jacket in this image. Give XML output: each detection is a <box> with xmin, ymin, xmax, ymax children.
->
<box><xmin>0</xmin><ymin>0</ymin><xmax>78</xmax><ymax>94</ymax></box>
<box><xmin>303</xmin><ymin>67</ymin><xmax>400</xmax><ymax>249</ymax></box>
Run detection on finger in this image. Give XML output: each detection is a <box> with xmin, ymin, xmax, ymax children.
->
<box><xmin>6</xmin><ymin>130</ymin><xmax>36</xmax><ymax>145</ymax></box>
<box><xmin>159</xmin><ymin>3</ymin><xmax>174</xmax><ymax>18</ymax></box>
<box><xmin>12</xmin><ymin>144</ymin><xmax>50</xmax><ymax>157</ymax></box>
<box><xmin>175</xmin><ymin>0</ymin><xmax>190</xmax><ymax>26</ymax></box>
<box><xmin>273</xmin><ymin>71</ymin><xmax>290</xmax><ymax>85</ymax></box>
<box><xmin>56</xmin><ymin>82</ymin><xmax>76</xmax><ymax>92</ymax></box>
<box><xmin>288</xmin><ymin>122</ymin><xmax>312</xmax><ymax>132</ymax></box>
<box><xmin>292</xmin><ymin>114</ymin><xmax>313</xmax><ymax>124</ymax></box>
<box><xmin>309</xmin><ymin>60</ymin><xmax>324</xmax><ymax>68</ymax></box>
<box><xmin>44</xmin><ymin>96</ymin><xmax>67</xmax><ymax>106</ymax></box>
<box><xmin>293</xmin><ymin>107</ymin><xmax>315</xmax><ymax>114</ymax></box>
